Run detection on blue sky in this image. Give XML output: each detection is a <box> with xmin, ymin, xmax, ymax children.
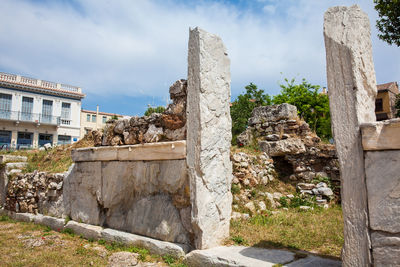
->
<box><xmin>1</xmin><ymin>0</ymin><xmax>399</xmax><ymax>116</ymax></box>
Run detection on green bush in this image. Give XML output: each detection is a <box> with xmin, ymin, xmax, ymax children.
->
<box><xmin>231</xmin><ymin>184</ymin><xmax>240</xmax><ymax>195</ymax></box>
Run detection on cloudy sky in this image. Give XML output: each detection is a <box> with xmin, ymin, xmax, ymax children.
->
<box><xmin>1</xmin><ymin>0</ymin><xmax>399</xmax><ymax>116</ymax></box>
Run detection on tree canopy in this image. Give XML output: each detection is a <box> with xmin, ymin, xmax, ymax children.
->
<box><xmin>230</xmin><ymin>79</ymin><xmax>332</xmax><ymax>144</ymax></box>
<box><xmin>273</xmin><ymin>78</ymin><xmax>331</xmax><ymax>140</ymax></box>
<box><xmin>374</xmin><ymin>0</ymin><xmax>400</xmax><ymax>46</ymax></box>
<box><xmin>230</xmin><ymin>83</ymin><xmax>272</xmax><ymax>144</ymax></box>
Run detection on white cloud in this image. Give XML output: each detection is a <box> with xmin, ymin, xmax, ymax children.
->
<box><xmin>0</xmin><ymin>0</ymin><xmax>398</xmax><ymax>102</ymax></box>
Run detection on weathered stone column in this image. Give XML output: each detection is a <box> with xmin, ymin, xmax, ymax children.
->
<box><xmin>324</xmin><ymin>5</ymin><xmax>376</xmax><ymax>266</ymax></box>
<box><xmin>187</xmin><ymin>27</ymin><xmax>232</xmax><ymax>249</ymax></box>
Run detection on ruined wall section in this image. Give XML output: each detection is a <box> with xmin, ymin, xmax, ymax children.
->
<box><xmin>237</xmin><ymin>103</ymin><xmax>340</xmax><ymax>199</ymax></box>
<box><xmin>64</xmin><ymin>149</ymin><xmax>192</xmax><ymax>246</ymax></box>
<box><xmin>96</xmin><ymin>79</ymin><xmax>187</xmax><ymax>146</ymax></box>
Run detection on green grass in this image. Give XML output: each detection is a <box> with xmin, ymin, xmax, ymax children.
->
<box><xmin>228</xmin><ymin>205</ymin><xmax>343</xmax><ymax>257</ymax></box>
<box><xmin>0</xmin><ymin>216</ymin><xmax>187</xmax><ymax>266</ymax></box>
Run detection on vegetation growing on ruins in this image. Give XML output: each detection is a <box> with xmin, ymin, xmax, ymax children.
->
<box><xmin>273</xmin><ymin>78</ymin><xmax>331</xmax><ymax>140</ymax></box>
<box><xmin>374</xmin><ymin>0</ymin><xmax>400</xmax><ymax>46</ymax></box>
<box><xmin>228</xmin><ymin>205</ymin><xmax>343</xmax><ymax>258</ymax></box>
<box><xmin>144</xmin><ymin>106</ymin><xmax>166</xmax><ymax>116</ymax></box>
<box><xmin>230</xmin><ymin>78</ymin><xmax>331</xmax><ymax>144</ymax></box>
<box><xmin>0</xmin><ymin>134</ymin><xmax>95</xmax><ymax>173</ymax></box>
<box><xmin>0</xmin><ymin>215</ymin><xmax>187</xmax><ymax>266</ymax></box>
<box><xmin>230</xmin><ymin>83</ymin><xmax>272</xmax><ymax>143</ymax></box>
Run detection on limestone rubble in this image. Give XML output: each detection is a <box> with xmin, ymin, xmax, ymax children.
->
<box><xmin>94</xmin><ymin>79</ymin><xmax>187</xmax><ymax>146</ymax></box>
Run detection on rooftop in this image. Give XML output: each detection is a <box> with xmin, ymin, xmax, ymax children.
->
<box><xmin>0</xmin><ymin>72</ymin><xmax>85</xmax><ymax>99</ymax></box>
<box><xmin>81</xmin><ymin>109</ymin><xmax>123</xmax><ymax>117</ymax></box>
<box><xmin>377</xmin><ymin>81</ymin><xmax>399</xmax><ymax>94</ymax></box>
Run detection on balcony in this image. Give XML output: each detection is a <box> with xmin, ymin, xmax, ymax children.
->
<box><xmin>0</xmin><ymin>72</ymin><xmax>85</xmax><ymax>99</ymax></box>
<box><xmin>0</xmin><ymin>109</ymin><xmax>60</xmax><ymax>125</ymax></box>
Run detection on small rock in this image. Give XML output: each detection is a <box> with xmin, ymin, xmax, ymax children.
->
<box><xmin>272</xmin><ymin>192</ymin><xmax>283</xmax><ymax>200</ymax></box>
<box><xmin>258</xmin><ymin>201</ymin><xmax>267</xmax><ymax>211</ymax></box>
<box><xmin>318</xmin><ymin>187</ymin><xmax>334</xmax><ymax>197</ymax></box>
<box><xmin>108</xmin><ymin>251</ymin><xmax>139</xmax><ymax>267</ymax></box>
<box><xmin>231</xmin><ymin>211</ymin><xmax>242</xmax><ymax>220</ymax></box>
<box><xmin>244</xmin><ymin>201</ymin><xmax>256</xmax><ymax>213</ymax></box>
<box><xmin>299</xmin><ymin>206</ymin><xmax>313</xmax><ymax>211</ymax></box>
<box><xmin>266</xmin><ymin>134</ymin><xmax>280</xmax><ymax>141</ymax></box>
<box><xmin>240</xmin><ymin>161</ymin><xmax>248</xmax><ymax>168</ymax></box>
<box><xmin>316</xmin><ymin>182</ymin><xmax>328</xmax><ymax>188</ymax></box>
<box><xmin>297</xmin><ymin>183</ymin><xmax>315</xmax><ymax>190</ymax></box>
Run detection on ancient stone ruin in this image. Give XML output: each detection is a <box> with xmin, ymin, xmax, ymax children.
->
<box><xmin>97</xmin><ymin>79</ymin><xmax>187</xmax><ymax>146</ymax></box>
<box><xmin>237</xmin><ymin>103</ymin><xmax>340</xmax><ymax>200</ymax></box>
<box><xmin>0</xmin><ymin>27</ymin><xmax>232</xmax><ymax>253</ymax></box>
<box><xmin>325</xmin><ymin>5</ymin><xmax>400</xmax><ymax>266</ymax></box>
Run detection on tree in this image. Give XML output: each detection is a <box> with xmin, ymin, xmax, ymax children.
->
<box><xmin>374</xmin><ymin>0</ymin><xmax>400</xmax><ymax>46</ymax></box>
<box><xmin>273</xmin><ymin>78</ymin><xmax>332</xmax><ymax>140</ymax></box>
<box><xmin>230</xmin><ymin>83</ymin><xmax>272</xmax><ymax>144</ymax></box>
<box><xmin>144</xmin><ymin>106</ymin><xmax>165</xmax><ymax>116</ymax></box>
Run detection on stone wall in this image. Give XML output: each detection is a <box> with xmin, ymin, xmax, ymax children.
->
<box><xmin>64</xmin><ymin>155</ymin><xmax>192</xmax><ymax>245</ymax></box>
<box><xmin>5</xmin><ymin>171</ymin><xmax>65</xmax><ymax>218</ymax></box>
<box><xmin>237</xmin><ymin>103</ymin><xmax>340</xmax><ymax>199</ymax></box>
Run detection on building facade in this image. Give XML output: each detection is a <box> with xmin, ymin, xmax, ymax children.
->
<box><xmin>80</xmin><ymin>107</ymin><xmax>123</xmax><ymax>138</ymax></box>
<box><xmin>0</xmin><ymin>72</ymin><xmax>85</xmax><ymax>149</ymax></box>
<box><xmin>375</xmin><ymin>82</ymin><xmax>399</xmax><ymax>121</ymax></box>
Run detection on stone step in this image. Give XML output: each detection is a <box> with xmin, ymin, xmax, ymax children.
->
<box><xmin>0</xmin><ymin>155</ymin><xmax>28</xmax><ymax>164</ymax></box>
<box><xmin>5</xmin><ymin>162</ymin><xmax>27</xmax><ymax>171</ymax></box>
<box><xmin>6</xmin><ymin>169</ymin><xmax>22</xmax><ymax>175</ymax></box>
<box><xmin>184</xmin><ymin>246</ymin><xmax>341</xmax><ymax>267</ymax></box>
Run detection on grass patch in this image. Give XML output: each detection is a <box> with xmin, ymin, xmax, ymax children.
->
<box><xmin>228</xmin><ymin>205</ymin><xmax>343</xmax><ymax>257</ymax></box>
<box><xmin>0</xmin><ymin>217</ymin><xmax>186</xmax><ymax>266</ymax></box>
<box><xmin>0</xmin><ymin>134</ymin><xmax>95</xmax><ymax>174</ymax></box>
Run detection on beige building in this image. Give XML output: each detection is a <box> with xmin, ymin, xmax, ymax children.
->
<box><xmin>375</xmin><ymin>82</ymin><xmax>399</xmax><ymax>121</ymax></box>
<box><xmin>0</xmin><ymin>72</ymin><xmax>84</xmax><ymax>149</ymax></box>
<box><xmin>80</xmin><ymin>107</ymin><xmax>123</xmax><ymax>138</ymax></box>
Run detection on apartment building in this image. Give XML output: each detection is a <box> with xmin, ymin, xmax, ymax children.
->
<box><xmin>0</xmin><ymin>72</ymin><xmax>85</xmax><ymax>149</ymax></box>
<box><xmin>375</xmin><ymin>81</ymin><xmax>399</xmax><ymax>121</ymax></box>
<box><xmin>80</xmin><ymin>107</ymin><xmax>123</xmax><ymax>138</ymax></box>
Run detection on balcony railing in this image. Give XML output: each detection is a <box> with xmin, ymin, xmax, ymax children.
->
<box><xmin>0</xmin><ymin>109</ymin><xmax>60</xmax><ymax>125</ymax></box>
<box><xmin>0</xmin><ymin>72</ymin><xmax>82</xmax><ymax>94</ymax></box>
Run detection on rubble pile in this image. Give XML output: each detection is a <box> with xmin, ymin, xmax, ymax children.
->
<box><xmin>93</xmin><ymin>79</ymin><xmax>187</xmax><ymax>146</ymax></box>
<box><xmin>237</xmin><ymin>103</ymin><xmax>340</xmax><ymax>197</ymax></box>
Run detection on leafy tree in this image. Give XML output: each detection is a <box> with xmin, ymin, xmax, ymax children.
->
<box><xmin>272</xmin><ymin>78</ymin><xmax>332</xmax><ymax>140</ymax></box>
<box><xmin>374</xmin><ymin>0</ymin><xmax>400</xmax><ymax>46</ymax></box>
<box><xmin>144</xmin><ymin>106</ymin><xmax>165</xmax><ymax>116</ymax></box>
<box><xmin>230</xmin><ymin>83</ymin><xmax>272</xmax><ymax>144</ymax></box>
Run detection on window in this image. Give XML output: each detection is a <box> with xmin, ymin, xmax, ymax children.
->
<box><xmin>375</xmin><ymin>98</ymin><xmax>383</xmax><ymax>112</ymax></box>
<box><xmin>92</xmin><ymin>115</ymin><xmax>96</xmax><ymax>122</ymax></box>
<box><xmin>61</xmin><ymin>102</ymin><xmax>71</xmax><ymax>119</ymax></box>
<box><xmin>87</xmin><ymin>114</ymin><xmax>91</xmax><ymax>122</ymax></box>
<box><xmin>17</xmin><ymin>132</ymin><xmax>33</xmax><ymax>148</ymax></box>
<box><xmin>58</xmin><ymin>135</ymin><xmax>71</xmax><ymax>145</ymax></box>
<box><xmin>42</xmin><ymin>100</ymin><xmax>53</xmax><ymax>123</ymax></box>
<box><xmin>102</xmin><ymin>116</ymin><xmax>107</xmax><ymax>123</ymax></box>
<box><xmin>0</xmin><ymin>130</ymin><xmax>11</xmax><ymax>148</ymax></box>
<box><xmin>39</xmin><ymin>133</ymin><xmax>53</xmax><ymax>147</ymax></box>
<box><xmin>21</xmin><ymin>97</ymin><xmax>33</xmax><ymax>121</ymax></box>
<box><xmin>61</xmin><ymin>102</ymin><xmax>71</xmax><ymax>125</ymax></box>
<box><xmin>0</xmin><ymin>93</ymin><xmax>12</xmax><ymax>119</ymax></box>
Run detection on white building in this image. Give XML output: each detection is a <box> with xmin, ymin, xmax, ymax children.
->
<box><xmin>0</xmin><ymin>72</ymin><xmax>85</xmax><ymax>149</ymax></box>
